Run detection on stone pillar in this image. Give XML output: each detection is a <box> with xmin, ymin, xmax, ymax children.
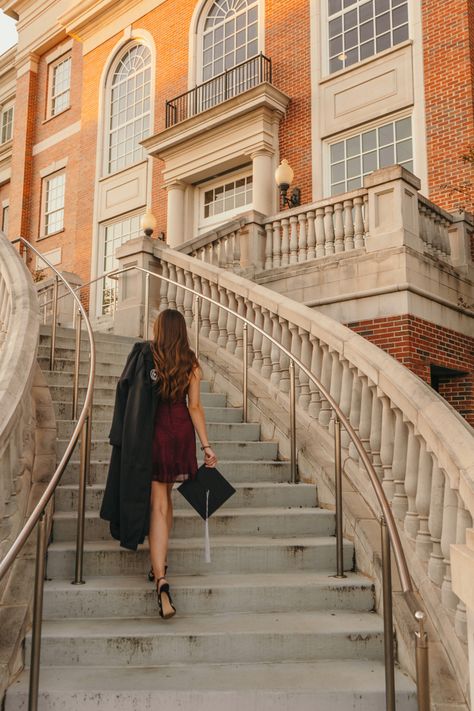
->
<box><xmin>363</xmin><ymin>165</ymin><xmax>425</xmax><ymax>253</ymax></box>
<box><xmin>166</xmin><ymin>181</ymin><xmax>187</xmax><ymax>248</ymax></box>
<box><xmin>448</xmin><ymin>211</ymin><xmax>474</xmax><ymax>271</ymax></box>
<box><xmin>251</xmin><ymin>150</ymin><xmax>275</xmax><ymax>217</ymax></box>
<box><xmin>113</xmin><ymin>236</ymin><xmax>162</xmax><ymax>338</ymax></box>
<box><xmin>452</xmin><ymin>530</ymin><xmax>474</xmax><ymax>708</ymax></box>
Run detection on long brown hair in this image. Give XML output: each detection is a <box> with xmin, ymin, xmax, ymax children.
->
<box><xmin>150</xmin><ymin>309</ymin><xmax>199</xmax><ymax>402</ymax></box>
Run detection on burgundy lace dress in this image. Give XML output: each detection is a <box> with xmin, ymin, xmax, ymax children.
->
<box><xmin>151</xmin><ymin>394</ymin><xmax>198</xmax><ymax>484</ymax></box>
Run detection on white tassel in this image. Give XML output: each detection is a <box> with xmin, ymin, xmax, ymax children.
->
<box><xmin>204</xmin><ymin>489</ymin><xmax>211</xmax><ymax>563</ymax></box>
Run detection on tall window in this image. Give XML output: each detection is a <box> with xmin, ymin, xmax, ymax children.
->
<box><xmin>202</xmin><ymin>0</ymin><xmax>259</xmax><ymax>81</ymax></box>
<box><xmin>107</xmin><ymin>44</ymin><xmax>152</xmax><ymax>175</ymax></box>
<box><xmin>1</xmin><ymin>103</ymin><xmax>13</xmax><ymax>143</ymax></box>
<box><xmin>328</xmin><ymin>0</ymin><xmax>409</xmax><ymax>74</ymax></box>
<box><xmin>49</xmin><ymin>55</ymin><xmax>72</xmax><ymax>117</ymax></box>
<box><xmin>101</xmin><ymin>213</ymin><xmax>143</xmax><ymax>314</ymax></box>
<box><xmin>43</xmin><ymin>172</ymin><xmax>66</xmax><ymax>236</ymax></box>
<box><xmin>329</xmin><ymin>116</ymin><xmax>412</xmax><ymax>195</ymax></box>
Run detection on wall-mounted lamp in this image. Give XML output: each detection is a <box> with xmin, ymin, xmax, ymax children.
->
<box><xmin>275</xmin><ymin>159</ymin><xmax>301</xmax><ymax>210</ymax></box>
<box><xmin>141</xmin><ymin>211</ymin><xmax>157</xmax><ymax>238</ymax></box>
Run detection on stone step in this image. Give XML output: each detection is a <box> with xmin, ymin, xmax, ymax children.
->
<box><xmin>54</xmin><ymin>482</ymin><xmax>316</xmax><ymax>512</ymax></box>
<box><xmin>52</xmin><ymin>508</ymin><xmax>333</xmax><ymax>542</ymax></box>
<box><xmin>56</xmin><ymin>438</ymin><xmax>279</xmax><ymax>461</ymax></box>
<box><xmin>39</xmin><ymin>324</ymin><xmax>137</xmax><ymax>345</ymax></box>
<box><xmin>25</xmin><ymin>610</ymin><xmax>385</xmax><ymax>667</ymax></box>
<box><xmin>53</xmin><ymin>400</ymin><xmax>242</xmax><ymax>422</ymax></box>
<box><xmin>43</xmin><ymin>370</ymin><xmax>212</xmax><ymax>391</ymax></box>
<box><xmin>5</xmin><ymin>660</ymin><xmax>417</xmax><ymax>711</ymax></box>
<box><xmin>38</xmin><ymin>357</ymin><xmax>127</xmax><ymax>377</ymax></box>
<box><xmin>38</xmin><ymin>344</ymin><xmax>133</xmax><ymax>363</ymax></box>
<box><xmin>59</xmin><ymin>459</ymin><xmax>292</xmax><ymax>486</ymax></box>
<box><xmin>56</xmin><ymin>419</ymin><xmax>260</xmax><ymax>442</ymax></box>
<box><xmin>49</xmin><ymin>385</ymin><xmax>226</xmax><ymax>407</ymax></box>
<box><xmin>46</xmin><ymin>537</ymin><xmax>354</xmax><ymax>577</ymax></box>
<box><xmin>42</xmin><ymin>572</ymin><xmax>374</xmax><ymax>618</ymax></box>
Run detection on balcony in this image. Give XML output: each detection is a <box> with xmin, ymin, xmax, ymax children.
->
<box><xmin>165</xmin><ymin>53</ymin><xmax>272</xmax><ymax>128</ymax></box>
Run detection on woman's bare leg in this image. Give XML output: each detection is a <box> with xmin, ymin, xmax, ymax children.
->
<box><xmin>149</xmin><ymin>481</ymin><xmax>172</xmax><ymax>581</ymax></box>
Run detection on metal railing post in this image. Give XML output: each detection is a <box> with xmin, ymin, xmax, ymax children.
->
<box><xmin>72</xmin><ymin>309</ymin><xmax>82</xmax><ymax>420</ymax></box>
<box><xmin>28</xmin><ymin>510</ymin><xmax>48</xmax><ymax>711</ymax></box>
<box><xmin>144</xmin><ymin>272</ymin><xmax>150</xmax><ymax>340</ymax></box>
<box><xmin>195</xmin><ymin>295</ymin><xmax>201</xmax><ymax>359</ymax></box>
<box><xmin>72</xmin><ymin>411</ymin><xmax>91</xmax><ymax>585</ymax></box>
<box><xmin>243</xmin><ymin>324</ymin><xmax>248</xmax><ymax>423</ymax></box>
<box><xmin>334</xmin><ymin>416</ymin><xmax>346</xmax><ymax>578</ymax></box>
<box><xmin>49</xmin><ymin>276</ymin><xmax>59</xmax><ymax>371</ymax></box>
<box><xmin>415</xmin><ymin>611</ymin><xmax>431</xmax><ymax>711</ymax></box>
<box><xmin>289</xmin><ymin>361</ymin><xmax>297</xmax><ymax>483</ymax></box>
<box><xmin>381</xmin><ymin>515</ymin><xmax>396</xmax><ymax>711</ymax></box>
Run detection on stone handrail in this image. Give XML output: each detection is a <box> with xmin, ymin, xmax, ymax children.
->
<box><xmin>142</xmin><ymin>241</ymin><xmax>473</xmax><ymax>692</ymax></box>
<box><xmin>418</xmin><ymin>194</ymin><xmax>452</xmax><ymax>260</ymax></box>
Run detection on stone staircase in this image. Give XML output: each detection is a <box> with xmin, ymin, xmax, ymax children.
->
<box><xmin>5</xmin><ymin>326</ymin><xmax>417</xmax><ymax>710</ymax></box>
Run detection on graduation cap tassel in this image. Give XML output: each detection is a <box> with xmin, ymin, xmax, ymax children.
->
<box><xmin>204</xmin><ymin>489</ymin><xmax>211</xmax><ymax>563</ymax></box>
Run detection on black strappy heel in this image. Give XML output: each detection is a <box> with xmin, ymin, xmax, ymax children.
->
<box><xmin>156</xmin><ymin>576</ymin><xmax>176</xmax><ymax>619</ymax></box>
<box><xmin>148</xmin><ymin>564</ymin><xmax>167</xmax><ymax>582</ymax></box>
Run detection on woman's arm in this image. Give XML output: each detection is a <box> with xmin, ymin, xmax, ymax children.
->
<box><xmin>187</xmin><ymin>365</ymin><xmax>217</xmax><ymax>467</ymax></box>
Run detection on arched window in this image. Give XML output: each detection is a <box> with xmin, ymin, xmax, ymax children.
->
<box><xmin>107</xmin><ymin>43</ymin><xmax>151</xmax><ymax>174</ymax></box>
<box><xmin>202</xmin><ymin>0</ymin><xmax>259</xmax><ymax>82</ymax></box>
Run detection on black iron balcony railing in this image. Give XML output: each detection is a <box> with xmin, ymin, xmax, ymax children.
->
<box><xmin>165</xmin><ymin>53</ymin><xmax>272</xmax><ymax>128</ymax></box>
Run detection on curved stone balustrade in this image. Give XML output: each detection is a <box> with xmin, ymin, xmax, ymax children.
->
<box><xmin>418</xmin><ymin>194</ymin><xmax>452</xmax><ymax>260</ymax></box>
<box><xmin>151</xmin><ymin>241</ymin><xmax>474</xmax><ymax>694</ymax></box>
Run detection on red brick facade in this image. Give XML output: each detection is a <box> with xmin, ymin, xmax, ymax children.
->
<box><xmin>348</xmin><ymin>314</ymin><xmax>474</xmax><ymax>426</ymax></box>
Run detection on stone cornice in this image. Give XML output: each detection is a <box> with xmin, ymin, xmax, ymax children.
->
<box><xmin>58</xmin><ymin>0</ymin><xmax>145</xmax><ymax>41</ymax></box>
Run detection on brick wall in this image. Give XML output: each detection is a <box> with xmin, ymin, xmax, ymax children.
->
<box><xmin>422</xmin><ymin>0</ymin><xmax>474</xmax><ymax>212</ymax></box>
<box><xmin>347</xmin><ymin>314</ymin><xmax>474</xmax><ymax>425</ymax></box>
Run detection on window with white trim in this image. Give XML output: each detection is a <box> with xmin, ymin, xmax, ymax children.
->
<box><xmin>48</xmin><ymin>55</ymin><xmax>72</xmax><ymax>117</ymax></box>
<box><xmin>107</xmin><ymin>44</ymin><xmax>152</xmax><ymax>175</ymax></box>
<box><xmin>327</xmin><ymin>0</ymin><xmax>409</xmax><ymax>74</ymax></box>
<box><xmin>201</xmin><ymin>173</ymin><xmax>253</xmax><ymax>226</ymax></box>
<box><xmin>202</xmin><ymin>0</ymin><xmax>259</xmax><ymax>81</ymax></box>
<box><xmin>328</xmin><ymin>116</ymin><xmax>412</xmax><ymax>195</ymax></box>
<box><xmin>101</xmin><ymin>213</ymin><xmax>143</xmax><ymax>314</ymax></box>
<box><xmin>42</xmin><ymin>172</ymin><xmax>66</xmax><ymax>236</ymax></box>
<box><xmin>1</xmin><ymin>103</ymin><xmax>13</xmax><ymax>143</ymax></box>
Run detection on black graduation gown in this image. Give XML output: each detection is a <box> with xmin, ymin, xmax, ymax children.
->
<box><xmin>99</xmin><ymin>340</ymin><xmax>158</xmax><ymax>550</ymax></box>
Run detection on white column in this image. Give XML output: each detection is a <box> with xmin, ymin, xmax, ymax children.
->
<box><xmin>251</xmin><ymin>150</ymin><xmax>274</xmax><ymax>216</ymax></box>
<box><xmin>166</xmin><ymin>181</ymin><xmax>186</xmax><ymax>247</ymax></box>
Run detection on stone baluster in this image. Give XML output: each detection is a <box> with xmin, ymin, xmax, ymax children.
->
<box><xmin>167</xmin><ymin>263</ymin><xmax>177</xmax><ymax>310</ymax></box>
<box><xmin>440</xmin><ymin>485</ymin><xmax>459</xmax><ymax>615</ymax></box>
<box><xmin>200</xmin><ymin>280</ymin><xmax>211</xmax><ymax>338</ymax></box>
<box><xmin>233</xmin><ymin>229</ymin><xmax>241</xmax><ymax>269</ymax></box>
<box><xmin>354</xmin><ymin>196</ymin><xmax>365</xmax><ymax>249</ymax></box>
<box><xmin>454</xmin><ymin>503</ymin><xmax>472</xmax><ymax>641</ymax></box>
<box><xmin>289</xmin><ymin>215</ymin><xmax>298</xmax><ymax>264</ymax></box>
<box><xmin>183</xmin><ymin>271</ymin><xmax>194</xmax><ymax>327</ymax></box>
<box><xmin>307</xmin><ymin>211</ymin><xmax>316</xmax><ymax>260</ymax></box>
<box><xmin>357</xmin><ymin>377</ymin><xmax>372</xmax><ymax>455</ymax></box>
<box><xmin>217</xmin><ymin>288</ymin><xmax>229</xmax><ymax>347</ymax></box>
<box><xmin>251</xmin><ymin>304</ymin><xmax>264</xmax><ymax>373</ymax></box>
<box><xmin>348</xmin><ymin>369</ymin><xmax>362</xmax><ymax>461</ymax></box>
<box><xmin>324</xmin><ymin>205</ymin><xmax>335</xmax><ymax>255</ymax></box>
<box><xmin>404</xmin><ymin>426</ymin><xmax>421</xmax><ymax>540</ymax></box>
<box><xmin>298</xmin><ymin>214</ymin><xmax>308</xmax><ymax>262</ymax></box>
<box><xmin>328</xmin><ymin>351</ymin><xmax>343</xmax><ymax>435</ymax></box>
<box><xmin>338</xmin><ymin>361</ymin><xmax>353</xmax><ymax>447</ymax></box>
<box><xmin>379</xmin><ymin>398</ymin><xmax>395</xmax><ymax>500</ymax></box>
<box><xmin>334</xmin><ymin>202</ymin><xmax>344</xmax><ymax>253</ymax></box>
<box><xmin>427</xmin><ymin>460</ymin><xmax>446</xmax><ymax>587</ymax></box>
<box><xmin>289</xmin><ymin>323</ymin><xmax>302</xmax><ymax>399</ymax></box>
<box><xmin>391</xmin><ymin>410</ymin><xmax>409</xmax><ymax>521</ymax></box>
<box><xmin>308</xmin><ymin>336</ymin><xmax>323</xmax><ymax>419</ymax></box>
<box><xmin>175</xmin><ymin>267</ymin><xmax>185</xmax><ymax>314</ymax></box>
<box><xmin>318</xmin><ymin>345</ymin><xmax>333</xmax><ymax>427</ymax></box>
<box><xmin>204</xmin><ymin>243</ymin><xmax>213</xmax><ymax>264</ymax></box>
<box><xmin>265</xmin><ymin>223</ymin><xmax>274</xmax><ymax>270</ymax></box>
<box><xmin>278</xmin><ymin>318</ymin><xmax>291</xmax><ymax>393</ymax></box>
<box><xmin>369</xmin><ymin>390</ymin><xmax>382</xmax><ymax>480</ymax></box>
<box><xmin>269</xmin><ymin>314</ymin><xmax>282</xmax><ymax>388</ymax></box>
<box><xmin>298</xmin><ymin>329</ymin><xmax>312</xmax><ymax>410</ymax></box>
<box><xmin>217</xmin><ymin>238</ymin><xmax>226</xmax><ymax>268</ymax></box>
<box><xmin>234</xmin><ymin>294</ymin><xmax>245</xmax><ymax>360</ymax></box>
<box><xmin>159</xmin><ymin>261</ymin><xmax>170</xmax><ymax>310</ymax></box>
<box><xmin>245</xmin><ymin>302</ymin><xmax>255</xmax><ymax>366</ymax></box>
<box><xmin>315</xmin><ymin>207</ymin><xmax>325</xmax><ymax>258</ymax></box>
<box><xmin>196</xmin><ymin>247</ymin><xmax>205</xmax><ymax>262</ymax></box>
<box><xmin>415</xmin><ymin>443</ymin><xmax>434</xmax><ymax>561</ymax></box>
<box><xmin>281</xmin><ymin>218</ymin><xmax>290</xmax><ymax>266</ymax></box>
<box><xmin>226</xmin><ymin>291</ymin><xmax>238</xmax><ymax>354</ymax></box>
<box><xmin>272</xmin><ymin>221</ymin><xmax>282</xmax><ymax>268</ymax></box>
<box><xmin>192</xmin><ymin>273</ymin><xmax>202</xmax><ymax>331</ymax></box>
<box><xmin>208</xmin><ymin>282</ymin><xmax>220</xmax><ymax>342</ymax></box>
<box><xmin>261</xmin><ymin>309</ymin><xmax>273</xmax><ymax>378</ymax></box>
<box><xmin>343</xmin><ymin>199</ymin><xmax>355</xmax><ymax>251</ymax></box>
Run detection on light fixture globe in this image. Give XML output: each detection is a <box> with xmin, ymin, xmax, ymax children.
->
<box><xmin>141</xmin><ymin>211</ymin><xmax>157</xmax><ymax>237</ymax></box>
<box><xmin>275</xmin><ymin>159</ymin><xmax>294</xmax><ymax>191</ymax></box>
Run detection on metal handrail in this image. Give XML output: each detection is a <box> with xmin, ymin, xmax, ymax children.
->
<box><xmin>2</xmin><ymin>237</ymin><xmax>96</xmax><ymax>711</ymax></box>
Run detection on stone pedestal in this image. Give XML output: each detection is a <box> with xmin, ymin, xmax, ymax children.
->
<box><xmin>166</xmin><ymin>181</ymin><xmax>187</xmax><ymax>248</ymax></box>
<box><xmin>36</xmin><ymin>271</ymin><xmax>83</xmax><ymax>328</ymax></box>
<box><xmin>251</xmin><ymin>149</ymin><xmax>275</xmax><ymax>217</ymax></box>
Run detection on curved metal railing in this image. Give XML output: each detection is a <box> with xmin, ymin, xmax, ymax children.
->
<box><xmin>1</xmin><ymin>238</ymin><xmax>96</xmax><ymax>711</ymax></box>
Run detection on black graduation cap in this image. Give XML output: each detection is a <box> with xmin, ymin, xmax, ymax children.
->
<box><xmin>178</xmin><ymin>464</ymin><xmax>236</xmax><ymax>562</ymax></box>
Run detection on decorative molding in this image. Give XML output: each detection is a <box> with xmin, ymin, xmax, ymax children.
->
<box><xmin>39</xmin><ymin>157</ymin><xmax>68</xmax><ymax>178</ymax></box>
<box><xmin>32</xmin><ymin>121</ymin><xmax>81</xmax><ymax>156</ymax></box>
